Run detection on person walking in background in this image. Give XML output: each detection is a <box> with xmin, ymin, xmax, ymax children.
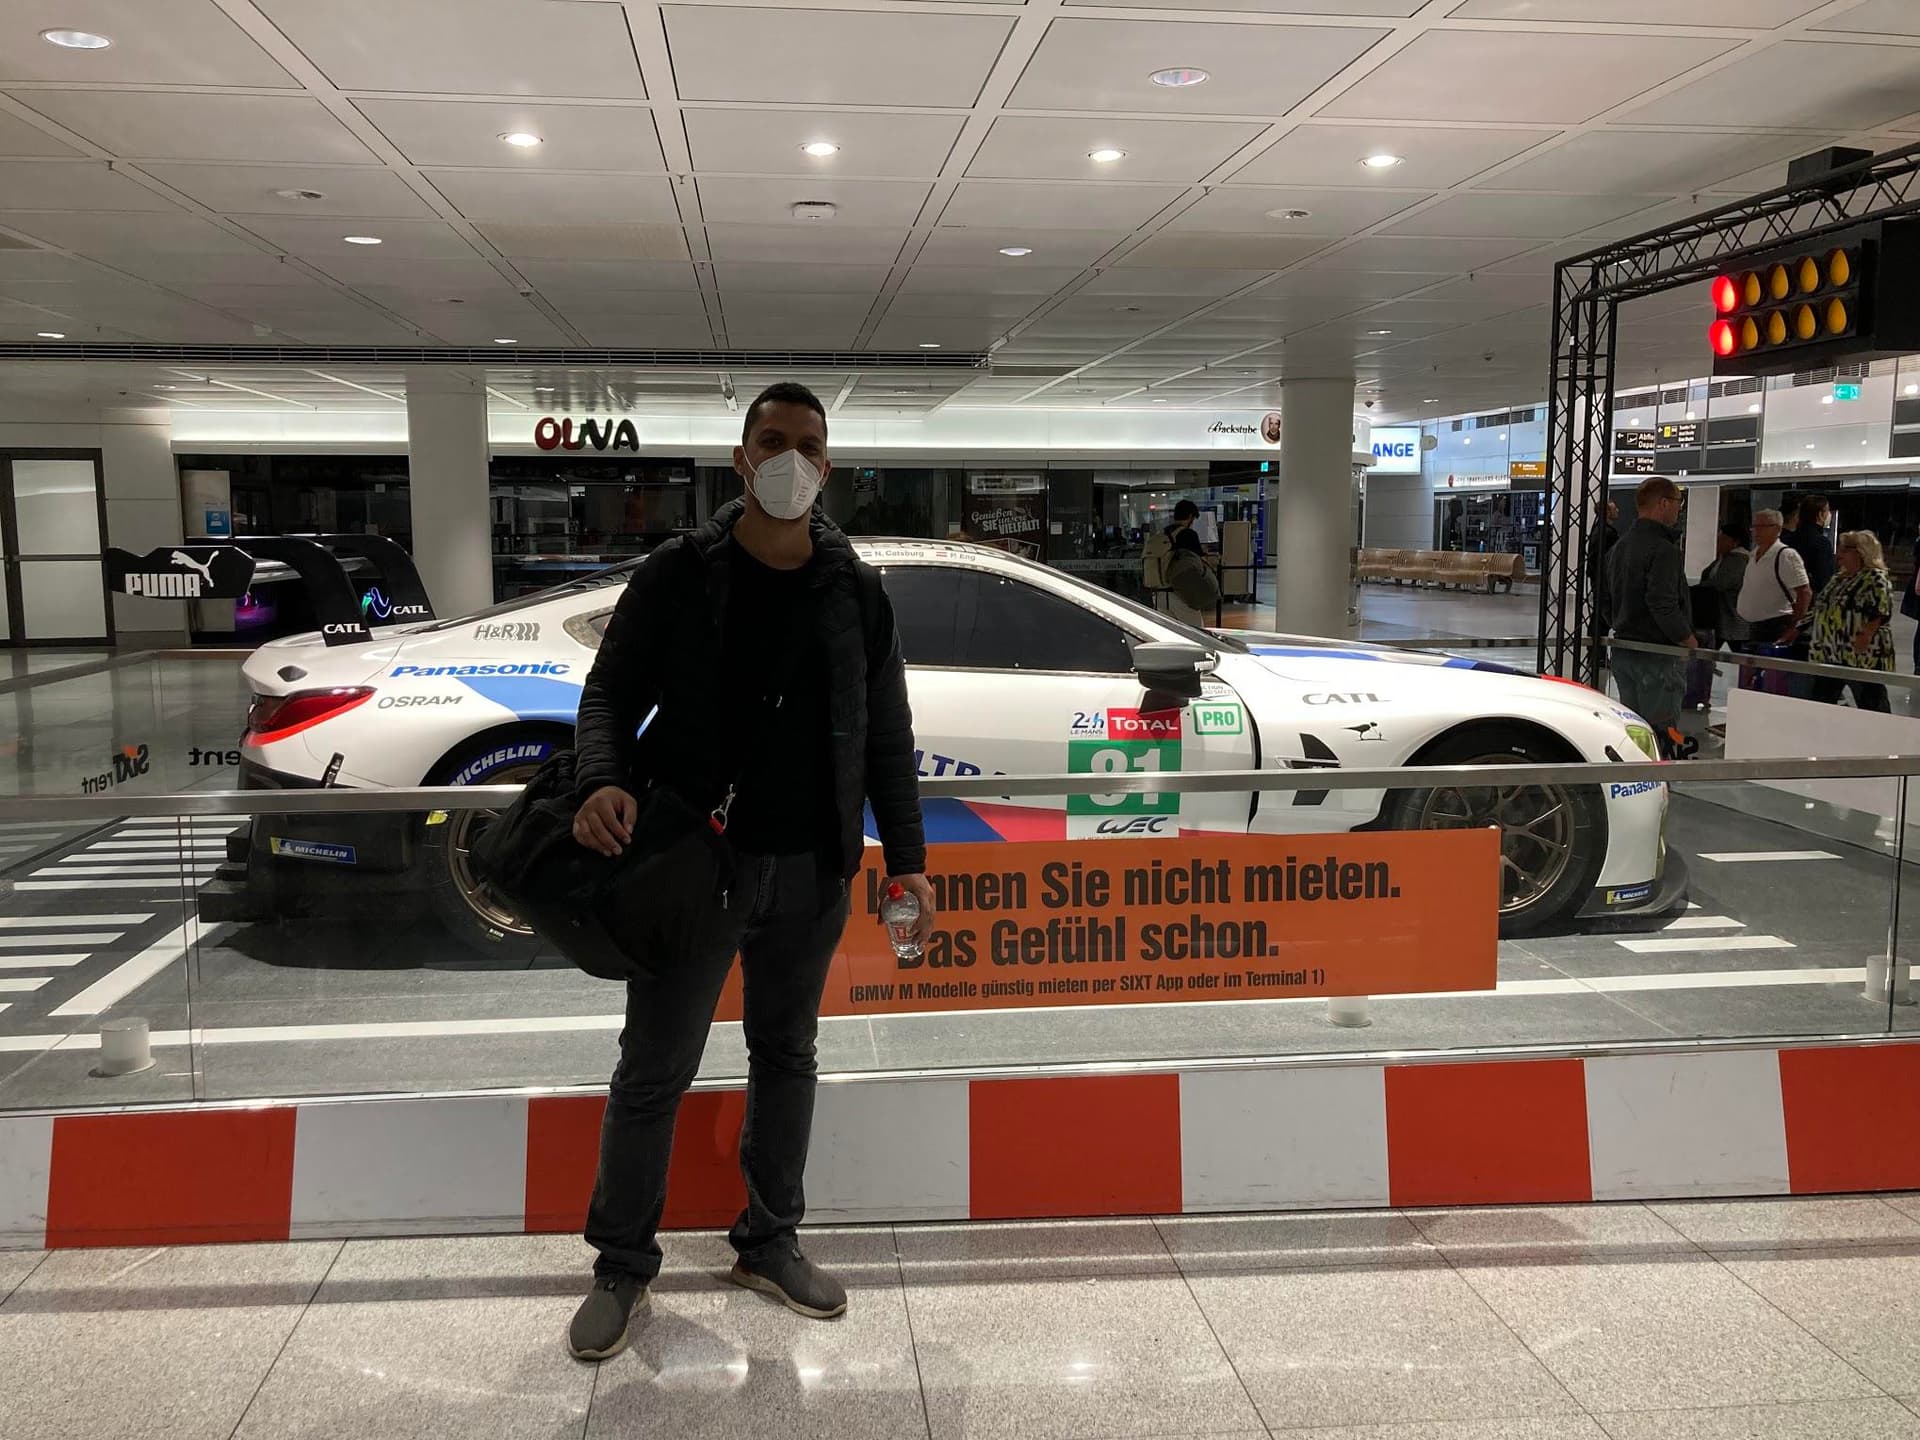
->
<box><xmin>1737</xmin><ymin>509</ymin><xmax>1812</xmax><ymax>651</ymax></box>
<box><xmin>1808</xmin><ymin>529</ymin><xmax>1895</xmax><ymax>713</ymax></box>
<box><xmin>1588</xmin><ymin>496</ymin><xmax>1619</xmax><ymax>640</ymax></box>
<box><xmin>1607</xmin><ymin>477</ymin><xmax>1694</xmax><ymax>753</ymax></box>
<box><xmin>1702</xmin><ymin>522</ymin><xmax>1751</xmax><ymax>649</ymax></box>
<box><xmin>1904</xmin><ymin>558</ymin><xmax>1920</xmax><ymax>673</ymax></box>
<box><xmin>1162</xmin><ymin>497</ymin><xmax>1220</xmax><ymax>626</ymax></box>
<box><xmin>1786</xmin><ymin>493</ymin><xmax>1836</xmax><ymax>595</ymax></box>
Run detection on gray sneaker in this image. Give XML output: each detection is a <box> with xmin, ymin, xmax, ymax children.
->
<box><xmin>568</xmin><ymin>1275</ymin><xmax>648</xmax><ymax>1361</ymax></box>
<box><xmin>729</xmin><ymin>1243</ymin><xmax>848</xmax><ymax>1319</ymax></box>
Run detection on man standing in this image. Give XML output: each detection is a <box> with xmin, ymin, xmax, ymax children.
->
<box><xmin>1588</xmin><ymin>496</ymin><xmax>1620</xmax><ymax>635</ymax></box>
<box><xmin>565</xmin><ymin>381</ymin><xmax>935</xmax><ymax>1361</ymax></box>
<box><xmin>1738</xmin><ymin>508</ymin><xmax>1813</xmax><ymax>651</ymax></box>
<box><xmin>1607</xmin><ymin>477</ymin><xmax>1694</xmax><ymax>744</ymax></box>
<box><xmin>1785</xmin><ymin>493</ymin><xmax>1836</xmax><ymax>596</ymax></box>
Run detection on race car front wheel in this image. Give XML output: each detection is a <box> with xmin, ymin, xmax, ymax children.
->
<box><xmin>1382</xmin><ymin>725</ymin><xmax>1607</xmax><ymax>937</ymax></box>
<box><xmin>419</xmin><ymin>740</ymin><xmax>555</xmax><ymax>963</ymax></box>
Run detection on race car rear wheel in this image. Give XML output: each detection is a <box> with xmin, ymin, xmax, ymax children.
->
<box><xmin>1383</xmin><ymin>725</ymin><xmax>1607</xmax><ymax>937</ymax></box>
<box><xmin>420</xmin><ymin>738</ymin><xmax>557</xmax><ymax>962</ymax></box>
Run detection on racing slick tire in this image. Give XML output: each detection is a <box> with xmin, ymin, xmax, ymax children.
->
<box><xmin>1382</xmin><ymin>724</ymin><xmax>1608</xmax><ymax>938</ymax></box>
<box><xmin>419</xmin><ymin>732</ymin><xmax>563</xmax><ymax>963</ymax></box>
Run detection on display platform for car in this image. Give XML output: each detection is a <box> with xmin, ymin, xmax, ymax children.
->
<box><xmin>198</xmin><ymin>538</ymin><xmax>1682</xmax><ymax>955</ymax></box>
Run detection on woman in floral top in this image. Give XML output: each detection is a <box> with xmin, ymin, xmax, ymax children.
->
<box><xmin>1809</xmin><ymin>529</ymin><xmax>1894</xmax><ymax>712</ymax></box>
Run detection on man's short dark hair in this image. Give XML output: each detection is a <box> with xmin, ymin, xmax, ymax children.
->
<box><xmin>1172</xmin><ymin>499</ymin><xmax>1200</xmax><ymax>523</ymax></box>
<box><xmin>1798</xmin><ymin>493</ymin><xmax>1830</xmax><ymax>527</ymax></box>
<box><xmin>1635</xmin><ymin>476</ymin><xmax>1680</xmax><ymax>511</ymax></box>
<box><xmin>1720</xmin><ymin>522</ymin><xmax>1750</xmax><ymax>548</ymax></box>
<box><xmin>742</xmin><ymin>381</ymin><xmax>827</xmax><ymax>445</ymax></box>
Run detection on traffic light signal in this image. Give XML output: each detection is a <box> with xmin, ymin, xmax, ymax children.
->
<box><xmin>1706</xmin><ymin>219</ymin><xmax>1920</xmax><ymax>377</ymax></box>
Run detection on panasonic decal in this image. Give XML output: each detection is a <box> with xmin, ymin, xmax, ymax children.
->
<box><xmin>390</xmin><ymin>662</ymin><xmax>572</xmax><ymax>677</ymax></box>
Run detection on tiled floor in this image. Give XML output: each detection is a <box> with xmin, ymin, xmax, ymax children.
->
<box><xmin>9</xmin><ymin>1196</ymin><xmax>1920</xmax><ymax>1438</ymax></box>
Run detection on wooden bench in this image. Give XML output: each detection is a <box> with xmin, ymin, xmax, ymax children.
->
<box><xmin>1354</xmin><ymin>547</ymin><xmax>1524</xmax><ymax>594</ymax></box>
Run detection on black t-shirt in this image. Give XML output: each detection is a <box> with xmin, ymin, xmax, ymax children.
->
<box><xmin>720</xmin><ymin>542</ymin><xmax>837</xmax><ymax>857</ymax></box>
<box><xmin>1168</xmin><ymin>522</ymin><xmax>1203</xmax><ymax>557</ymax></box>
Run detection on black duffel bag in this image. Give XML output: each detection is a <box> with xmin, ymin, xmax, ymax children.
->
<box><xmin>468</xmin><ymin>747</ymin><xmax>737</xmax><ymax>982</ymax></box>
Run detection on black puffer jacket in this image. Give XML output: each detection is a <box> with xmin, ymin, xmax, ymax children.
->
<box><xmin>572</xmin><ymin>499</ymin><xmax>926</xmax><ymax>880</ymax></box>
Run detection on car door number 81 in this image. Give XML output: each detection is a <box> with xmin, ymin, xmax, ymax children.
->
<box><xmin>1067</xmin><ymin>739</ymin><xmax>1181</xmax><ymax>817</ymax></box>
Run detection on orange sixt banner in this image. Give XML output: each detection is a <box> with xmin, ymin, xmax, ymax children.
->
<box><xmin>714</xmin><ymin>829</ymin><xmax>1498</xmax><ymax>1021</ymax></box>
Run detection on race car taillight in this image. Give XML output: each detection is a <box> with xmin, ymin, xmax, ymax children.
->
<box><xmin>246</xmin><ymin>687</ymin><xmax>374</xmax><ymax>743</ymax></box>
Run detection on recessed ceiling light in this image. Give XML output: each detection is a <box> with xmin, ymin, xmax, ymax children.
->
<box><xmin>343</xmin><ymin>235</ymin><xmax>382</xmax><ymax>245</ymax></box>
<box><xmin>42</xmin><ymin>28</ymin><xmax>110</xmax><ymax>49</ymax></box>
<box><xmin>1152</xmin><ymin>398</ymin><xmax>1166</xmax><ymax>403</ymax></box>
<box><xmin>1366</xmin><ymin>328</ymin><xmax>1392</xmax><ymax>336</ymax></box>
<box><xmin>499</xmin><ymin>132</ymin><xmax>543</xmax><ymax>148</ymax></box>
<box><xmin>1463</xmin><ymin>437</ymin><xmax>1472</xmax><ymax>445</ymax></box>
<box><xmin>919</xmin><ymin>342</ymin><xmax>940</xmax><ymax>349</ymax></box>
<box><xmin>1685</xmin><ymin>411</ymin><xmax>1696</xmax><ymax>419</ymax></box>
<box><xmin>800</xmin><ymin>141</ymin><xmax>840</xmax><ymax>157</ymax></box>
<box><xmin>1424</xmin><ymin>398</ymin><xmax>1439</xmax><ymax>403</ymax></box>
<box><xmin>1266</xmin><ymin>208</ymin><xmax>1313</xmax><ymax>221</ymax></box>
<box><xmin>533</xmin><ymin>386</ymin><xmax>555</xmax><ymax>393</ymax></box>
<box><xmin>1806</xmin><ymin>443</ymin><xmax>1816</xmax><ymax>450</ymax></box>
<box><xmin>1907</xmin><ymin>383</ymin><xmax>1919</xmax><ymax>396</ymax></box>
<box><xmin>1361</xmin><ymin>153</ymin><xmax>1404</xmax><ymax>170</ymax></box>
<box><xmin>1748</xmin><ymin>402</ymin><xmax>1762</xmax><ymax>413</ymax></box>
<box><xmin>154</xmin><ymin>384</ymin><xmax>176</xmax><ymax>390</ymax></box>
<box><xmin>1148</xmin><ymin>67</ymin><xmax>1209</xmax><ymax>88</ymax></box>
<box><xmin>494</xmin><ymin>337</ymin><xmax>517</xmax><ymax>345</ymax></box>
<box><xmin>1087</xmin><ymin>148</ymin><xmax>1126</xmax><ymax>163</ymax></box>
<box><xmin>274</xmin><ymin>187</ymin><xmax>327</xmax><ymax>202</ymax></box>
<box><xmin>999</xmin><ymin>246</ymin><xmax>1033</xmax><ymax>257</ymax></box>
<box><xmin>1821</xmin><ymin>395</ymin><xmax>1834</xmax><ymax>404</ymax></box>
<box><xmin>36</xmin><ymin>331</ymin><xmax>65</xmax><ymax>339</ymax></box>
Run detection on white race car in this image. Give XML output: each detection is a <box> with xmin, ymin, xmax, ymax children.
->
<box><xmin>202</xmin><ymin>539</ymin><xmax>1679</xmax><ymax>954</ymax></box>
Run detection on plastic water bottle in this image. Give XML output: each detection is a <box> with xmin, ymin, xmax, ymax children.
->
<box><xmin>880</xmin><ymin>881</ymin><xmax>923</xmax><ymax>961</ymax></box>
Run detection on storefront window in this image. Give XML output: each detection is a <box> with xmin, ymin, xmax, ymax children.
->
<box><xmin>488</xmin><ymin>454</ymin><xmax>695</xmax><ymax>598</ymax></box>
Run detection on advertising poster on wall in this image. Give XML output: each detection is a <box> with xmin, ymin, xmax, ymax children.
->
<box><xmin>964</xmin><ymin>473</ymin><xmax>1047</xmax><ymax>560</ymax></box>
<box><xmin>708</xmin><ymin>829</ymin><xmax>1499</xmax><ymax>1022</ymax></box>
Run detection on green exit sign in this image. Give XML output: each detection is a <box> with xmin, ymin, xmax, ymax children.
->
<box><xmin>1834</xmin><ymin>382</ymin><xmax>1862</xmax><ymax>400</ymax></box>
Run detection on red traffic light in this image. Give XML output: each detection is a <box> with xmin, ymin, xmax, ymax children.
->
<box><xmin>1712</xmin><ymin>275</ymin><xmax>1739</xmax><ymax>313</ymax></box>
<box><xmin>1710</xmin><ymin>319</ymin><xmax>1738</xmax><ymax>357</ymax></box>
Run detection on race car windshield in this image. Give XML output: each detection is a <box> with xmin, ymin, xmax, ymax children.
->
<box><xmin>419</xmin><ymin>556</ymin><xmax>644</xmax><ymax>631</ymax></box>
<box><xmin>1042</xmin><ymin>567</ymin><xmax>1248</xmax><ymax>656</ymax></box>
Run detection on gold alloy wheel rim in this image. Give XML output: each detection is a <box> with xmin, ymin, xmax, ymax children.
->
<box><xmin>447</xmin><ymin>760</ymin><xmax>543</xmax><ymax>937</ymax></box>
<box><xmin>1413</xmin><ymin>755</ymin><xmax>1577</xmax><ymax>915</ymax></box>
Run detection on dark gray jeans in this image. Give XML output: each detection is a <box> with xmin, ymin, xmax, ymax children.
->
<box><xmin>586</xmin><ymin>850</ymin><xmax>849</xmax><ymax>1282</ymax></box>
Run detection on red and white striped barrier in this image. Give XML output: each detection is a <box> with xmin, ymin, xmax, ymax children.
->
<box><xmin>2</xmin><ymin>1041</ymin><xmax>1913</xmax><ymax>1249</ymax></box>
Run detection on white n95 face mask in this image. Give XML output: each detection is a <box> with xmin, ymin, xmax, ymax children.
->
<box><xmin>744</xmin><ymin>448</ymin><xmax>823</xmax><ymax>520</ymax></box>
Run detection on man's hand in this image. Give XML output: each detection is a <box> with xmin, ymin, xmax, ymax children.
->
<box><xmin>574</xmin><ymin>786</ymin><xmax>637</xmax><ymax>857</ymax></box>
<box><xmin>1682</xmin><ymin>633</ymin><xmax>1699</xmax><ymax>649</ymax></box>
<box><xmin>884</xmin><ymin>873</ymin><xmax>937</xmax><ymax>944</ymax></box>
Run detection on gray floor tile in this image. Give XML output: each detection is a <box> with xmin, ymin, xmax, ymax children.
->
<box><xmin>895</xmin><ymin>1218</ymin><xmax>1174</xmax><ymax>1281</ymax></box>
<box><xmin>1187</xmin><ymin>1265</ymin><xmax>1580</xmax><ymax>1430</ymax></box>
<box><xmin>1595</xmin><ymin>1397</ymin><xmax>1920</xmax><ymax>1438</ymax></box>
<box><xmin>587</xmin><ymin>1280</ymin><xmax>926</xmax><ymax>1440</ymax></box>
<box><xmin>6</xmin><ymin>1240</ymin><xmax>342</xmax><ymax>1313</ymax></box>
<box><xmin>1155</xmin><ymin>1211</ymin><xmax>1437</xmax><ymax>1273</ymax></box>
<box><xmin>655</xmin><ymin>1225</ymin><xmax>903</xmax><ymax>1292</ymax></box>
<box><xmin>0</xmin><ymin>1298</ymin><xmax>308</xmax><ymax>1440</ymax></box>
<box><xmin>0</xmin><ymin>1248</ymin><xmax>45</xmax><ymax>1302</ymax></box>
<box><xmin>232</xmin><ymin>1294</ymin><xmax>593</xmax><ymax>1440</ymax></box>
<box><xmin>1275</xmin><ymin>1421</ymin><xmax>1610</xmax><ymax>1440</ymax></box>
<box><xmin>1405</xmin><ymin>1205</ymin><xmax>1695</xmax><ymax>1261</ymax></box>
<box><xmin>905</xmin><ymin>1273</ymin><xmax>1261</xmax><ymax>1440</ymax></box>
<box><xmin>1719</xmin><ymin>1246</ymin><xmax>1920</xmax><ymax>1394</ymax></box>
<box><xmin>1455</xmin><ymin>1254</ymin><xmax>1878</xmax><ymax>1412</ymax></box>
<box><xmin>1649</xmin><ymin>1198</ymin><xmax>1920</xmax><ymax>1252</ymax></box>
<box><xmin>318</xmin><ymin>1233</ymin><xmax>597</xmax><ymax>1302</ymax></box>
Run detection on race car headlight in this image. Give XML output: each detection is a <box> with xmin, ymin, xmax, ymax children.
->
<box><xmin>246</xmin><ymin>686</ymin><xmax>374</xmax><ymax>743</ymax></box>
<box><xmin>1624</xmin><ymin>723</ymin><xmax>1658</xmax><ymax>760</ymax></box>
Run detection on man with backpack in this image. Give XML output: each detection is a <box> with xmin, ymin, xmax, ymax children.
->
<box><xmin>1737</xmin><ymin>508</ymin><xmax>1813</xmax><ymax>651</ymax></box>
<box><xmin>564</xmin><ymin>380</ymin><xmax>934</xmax><ymax>1361</ymax></box>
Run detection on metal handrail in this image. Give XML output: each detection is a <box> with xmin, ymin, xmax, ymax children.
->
<box><xmin>1604</xmin><ymin>634</ymin><xmax>1920</xmax><ymax>688</ymax></box>
<box><xmin>1</xmin><ymin>753</ymin><xmax>1916</xmax><ymax>821</ymax></box>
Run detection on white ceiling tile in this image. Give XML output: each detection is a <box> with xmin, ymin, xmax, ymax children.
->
<box><xmin>238</xmin><ymin>216</ymin><xmax>479</xmax><ymax>260</ymax></box>
<box><xmin>254</xmin><ymin>0</ymin><xmax>644</xmax><ymax>98</ymax></box>
<box><xmin>0</xmin><ymin>160</ymin><xmax>180</xmax><ymax>211</ymax></box>
<box><xmin>0</xmin><ymin>210</ymin><xmax>263</xmax><ymax>255</ymax></box>
<box><xmin>1383</xmin><ymin>191</ymin><xmax>1669</xmax><ymax>238</ymax></box>
<box><xmin>139</xmin><ymin>163</ymin><xmax>437</xmax><ymax>218</ymax></box>
<box><xmin>1253</xmin><ymin>267</ymin><xmax>1453</xmax><ymax>300</ymax></box>
<box><xmin>696</xmin><ymin>177</ymin><xmax>931</xmax><ymax>229</ymax></box>
<box><xmin>514</xmin><ymin>259</ymin><xmax>700</xmax><ymax>293</ymax></box>
<box><xmin>481</xmin><ymin>222</ymin><xmax>690</xmax><ymax>262</ymax></box>
<box><xmin>1009</xmin><ymin>18</ymin><xmax>1387</xmax><ymax>115</ymax></box>
<box><xmin>0</xmin><ymin>110</ymin><xmax>83</xmax><ymax>159</ymax></box>
<box><xmin>307</xmin><ymin>255</ymin><xmax>512</xmax><ymax>290</ymax></box>
<box><xmin>940</xmin><ymin>181</ymin><xmax>1188</xmax><ymax>232</ymax></box>
<box><xmin>1415</xmin><ymin>273</ymin><xmax>1552</xmax><ymax>308</ymax></box>
<box><xmin>896</xmin><ymin>264</ymin><xmax>1089</xmax><ymax>294</ymax></box>
<box><xmin>416</xmin><ymin>310</ymin><xmax>571</xmax><ymax>346</ymax></box>
<box><xmin>1168</xmin><ymin>185</ymin><xmax>1429</xmax><ymax>234</ymax></box>
<box><xmin>683</xmin><ymin>108</ymin><xmax>965</xmax><ymax>178</ymax></box>
<box><xmin>1227</xmin><ymin>123</ymin><xmax>1553</xmax><ymax>188</ymax></box>
<box><xmin>714</xmin><ymin>263</ymin><xmax>892</xmax><ymax>294</ymax></box>
<box><xmin>884</xmin><ymin>293</ymin><xmax>1040</xmax><ymax>320</ymax></box>
<box><xmin>726</xmin><ymin>326</ymin><xmax>860</xmax><ymax>349</ymax></box>
<box><xmin>568</xmin><ymin>317</ymin><xmax>717</xmax><ymax>347</ymax></box>
<box><xmin>1114</xmin><ymin>232</ymin><xmax>1330</xmax><ymax>268</ymax></box>
<box><xmin>352</xmin><ymin>99</ymin><xmax>665</xmax><ymax>171</ymax></box>
<box><xmin>666</xmin><ymin>7</ymin><xmax>1013</xmax><ymax>107</ymax></box>
<box><xmin>427</xmin><ymin>170</ymin><xmax>679</xmax><ymax>225</ymax></box>
<box><xmin>1319</xmin><ymin>31</ymin><xmax>1737</xmax><ymax>124</ymax></box>
<box><xmin>1481</xmin><ymin>130</ymin><xmax>1836</xmax><ymax>195</ymax></box>
<box><xmin>967</xmin><ymin>116</ymin><xmax>1264</xmax><ymax>183</ymax></box>
<box><xmin>1301</xmin><ymin>235</ymin><xmax>1535</xmax><ymax>271</ymax></box>
<box><xmin>1450</xmin><ymin>0</ymin><xmax>1823</xmax><ymax>21</ymax></box>
<box><xmin>918</xmin><ymin>227</ymin><xmax>1123</xmax><ymax>267</ymax></box>
<box><xmin>0</xmin><ymin>0</ymin><xmax>296</xmax><ymax>85</ymax></box>
<box><xmin>704</xmin><ymin>224</ymin><xmax>906</xmax><ymax>266</ymax></box>
<box><xmin>1067</xmin><ymin>0</ymin><xmax>1421</xmax><ymax>10</ymax></box>
<box><xmin>1815</xmin><ymin>0</ymin><xmax>1920</xmax><ymax>36</ymax></box>
<box><xmin>1079</xmin><ymin>268</ymin><xmax>1270</xmax><ymax>296</ymax></box>
<box><xmin>13</xmin><ymin>92</ymin><xmax>376</xmax><ymax>163</ymax></box>
<box><xmin>540</xmin><ymin>290</ymin><xmax>710</xmax><ymax>318</ymax></box>
<box><xmin>1625</xmin><ymin>43</ymin><xmax>1920</xmax><ymax>129</ymax></box>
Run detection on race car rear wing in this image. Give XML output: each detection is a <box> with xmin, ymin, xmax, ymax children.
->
<box><xmin>103</xmin><ymin>532</ymin><xmax>436</xmax><ymax>646</ymax></box>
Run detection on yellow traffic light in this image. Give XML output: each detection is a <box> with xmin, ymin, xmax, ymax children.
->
<box><xmin>1797</xmin><ymin>256</ymin><xmax>1820</xmax><ymax>293</ymax></box>
<box><xmin>1828</xmin><ymin>248</ymin><xmax>1851</xmax><ymax>287</ymax></box>
<box><xmin>1794</xmin><ymin>304</ymin><xmax>1818</xmax><ymax>340</ymax></box>
<box><xmin>1765</xmin><ymin>310</ymin><xmax>1788</xmax><ymax>345</ymax></box>
<box><xmin>1742</xmin><ymin>272</ymin><xmax>1762</xmax><ymax>307</ymax></box>
<box><xmin>1740</xmin><ymin>316</ymin><xmax>1760</xmax><ymax>350</ymax></box>
<box><xmin>1768</xmin><ymin>264</ymin><xmax>1791</xmax><ymax>300</ymax></box>
<box><xmin>1826</xmin><ymin>297</ymin><xmax>1849</xmax><ymax>335</ymax></box>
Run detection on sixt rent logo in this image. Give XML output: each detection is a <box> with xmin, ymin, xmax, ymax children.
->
<box><xmin>391</xmin><ymin>662</ymin><xmax>571</xmax><ymax>677</ymax></box>
<box><xmin>452</xmin><ymin>740</ymin><xmax>553</xmax><ymax>785</ymax></box>
<box><xmin>1106</xmin><ymin>708</ymin><xmax>1182</xmax><ymax>740</ymax></box>
<box><xmin>534</xmin><ymin>416</ymin><xmax>640</xmax><ymax>452</ymax></box>
<box><xmin>1608</xmin><ymin>781</ymin><xmax>1661</xmax><ymax>799</ymax></box>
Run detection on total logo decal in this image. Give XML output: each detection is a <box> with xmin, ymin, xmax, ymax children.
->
<box><xmin>452</xmin><ymin>740</ymin><xmax>553</xmax><ymax>785</ymax></box>
<box><xmin>390</xmin><ymin>662</ymin><xmax>571</xmax><ymax>678</ymax></box>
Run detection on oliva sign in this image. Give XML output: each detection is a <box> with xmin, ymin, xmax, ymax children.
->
<box><xmin>534</xmin><ymin>416</ymin><xmax>640</xmax><ymax>452</ymax></box>
<box><xmin>1367</xmin><ymin>426</ymin><xmax>1422</xmax><ymax>475</ymax></box>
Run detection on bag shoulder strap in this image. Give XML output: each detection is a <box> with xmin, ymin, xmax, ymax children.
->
<box><xmin>1772</xmin><ymin>544</ymin><xmax>1792</xmax><ymax>603</ymax></box>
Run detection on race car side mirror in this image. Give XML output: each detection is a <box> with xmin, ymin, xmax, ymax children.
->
<box><xmin>1131</xmin><ymin>642</ymin><xmax>1215</xmax><ymax>702</ymax></box>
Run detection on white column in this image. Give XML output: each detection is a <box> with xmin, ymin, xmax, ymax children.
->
<box><xmin>1273</xmin><ymin>377</ymin><xmax>1356</xmax><ymax>638</ymax></box>
<box><xmin>404</xmin><ymin>368</ymin><xmax>493</xmax><ymax>618</ymax></box>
